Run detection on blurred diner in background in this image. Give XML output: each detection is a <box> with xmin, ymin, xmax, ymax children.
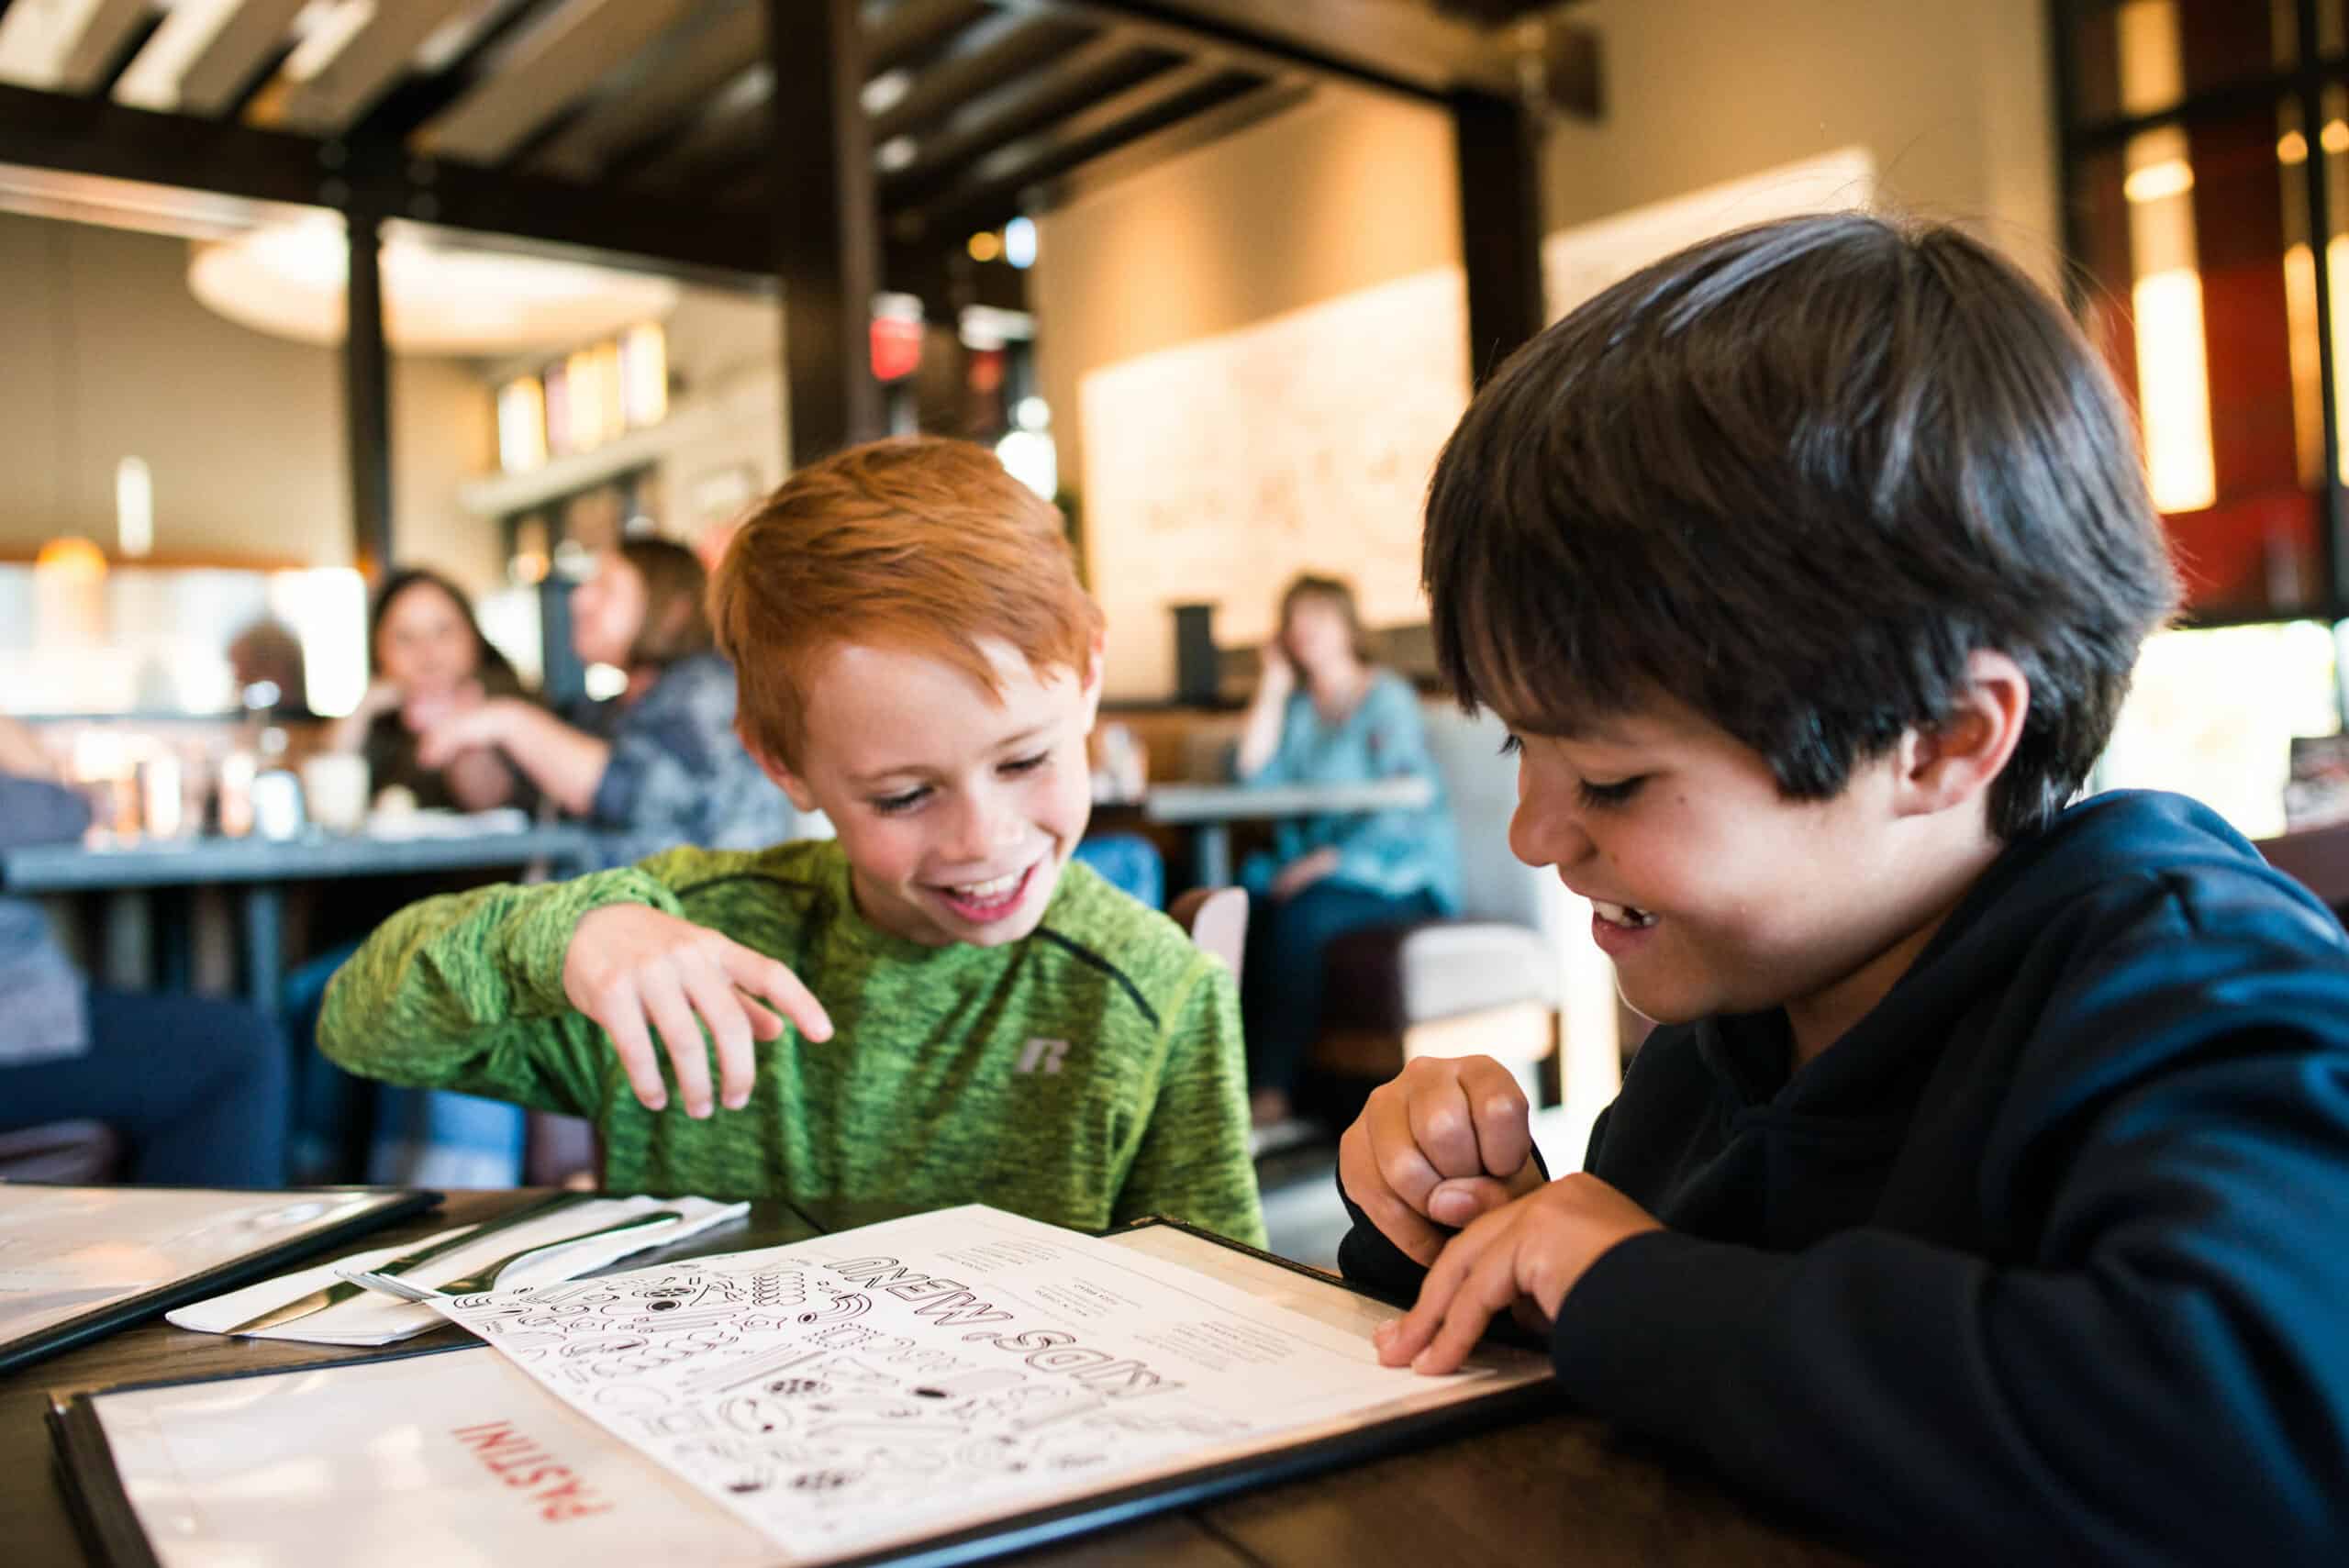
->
<box><xmin>0</xmin><ymin>0</ymin><xmax>2343</xmax><ymax>1259</ymax></box>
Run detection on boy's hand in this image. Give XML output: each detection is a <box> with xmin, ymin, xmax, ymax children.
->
<box><xmin>1373</xmin><ymin>1174</ymin><xmax>1662</xmax><ymax>1374</ymax></box>
<box><xmin>1339</xmin><ymin>1055</ymin><xmax>1544</xmax><ymax>1266</ymax></box>
<box><xmin>562</xmin><ymin>906</ymin><xmax>834</xmax><ymax>1118</ymax></box>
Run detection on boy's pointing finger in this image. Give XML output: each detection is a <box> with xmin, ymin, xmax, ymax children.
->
<box><xmin>722</xmin><ymin>942</ymin><xmax>834</xmax><ymax>1042</ymax></box>
<box><xmin>1377</xmin><ymin>1211</ymin><xmax>1503</xmax><ymax>1368</ymax></box>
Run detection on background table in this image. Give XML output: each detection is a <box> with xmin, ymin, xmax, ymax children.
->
<box><xmin>0</xmin><ymin>1188</ymin><xmax>1858</xmax><ymax>1567</ymax></box>
<box><xmin>1143</xmin><ymin>778</ymin><xmax>1436</xmax><ymax>885</ymax></box>
<box><xmin>0</xmin><ymin>826</ymin><xmax>603</xmax><ymax>1010</ymax></box>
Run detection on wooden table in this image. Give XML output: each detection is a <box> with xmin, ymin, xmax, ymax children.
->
<box><xmin>0</xmin><ymin>1190</ymin><xmax>1858</xmax><ymax>1567</ymax></box>
<box><xmin>1143</xmin><ymin>779</ymin><xmax>1437</xmax><ymax>885</ymax></box>
<box><xmin>0</xmin><ymin>825</ymin><xmax>603</xmax><ymax>1009</ymax></box>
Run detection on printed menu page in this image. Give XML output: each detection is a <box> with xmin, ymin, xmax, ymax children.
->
<box><xmin>431</xmin><ymin>1204</ymin><xmax>1549</xmax><ymax>1564</ymax></box>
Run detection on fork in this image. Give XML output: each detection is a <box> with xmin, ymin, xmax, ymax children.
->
<box><xmin>337</xmin><ymin>1209</ymin><xmax>686</xmax><ymax>1302</ymax></box>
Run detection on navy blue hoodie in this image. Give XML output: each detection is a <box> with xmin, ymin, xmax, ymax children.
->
<box><xmin>1338</xmin><ymin>790</ymin><xmax>2349</xmax><ymax>1564</ymax></box>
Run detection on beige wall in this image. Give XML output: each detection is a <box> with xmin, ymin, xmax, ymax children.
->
<box><xmin>1031</xmin><ymin>0</ymin><xmax>2061</xmax><ymax>697</ymax></box>
<box><xmin>1547</xmin><ymin>0</ymin><xmax>2060</xmax><ymax>280</ymax></box>
<box><xmin>1034</xmin><ymin>86</ymin><xmax>1464</xmax><ymax>520</ymax></box>
<box><xmin>0</xmin><ymin>212</ymin><xmax>497</xmax><ymax>591</ymax></box>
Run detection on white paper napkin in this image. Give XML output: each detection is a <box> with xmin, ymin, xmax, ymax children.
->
<box><xmin>166</xmin><ymin>1195</ymin><xmax>750</xmax><ymax>1346</ymax></box>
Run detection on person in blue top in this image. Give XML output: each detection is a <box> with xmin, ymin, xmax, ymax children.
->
<box><xmin>1232</xmin><ymin>573</ymin><xmax>1460</xmax><ymax>1129</ymax></box>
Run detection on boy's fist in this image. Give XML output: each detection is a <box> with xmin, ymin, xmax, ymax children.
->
<box><xmin>562</xmin><ymin>905</ymin><xmax>834</xmax><ymax>1118</ymax></box>
<box><xmin>1339</xmin><ymin>1054</ymin><xmax>1544</xmax><ymax>1266</ymax></box>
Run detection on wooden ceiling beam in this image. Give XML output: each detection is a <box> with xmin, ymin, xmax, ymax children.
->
<box><xmin>113</xmin><ymin>0</ymin><xmax>308</xmax><ymax>116</ymax></box>
<box><xmin>869</xmin><ymin>13</ymin><xmax>1090</xmax><ymax>142</ymax></box>
<box><xmin>614</xmin><ymin>64</ymin><xmax>772</xmax><ymax>193</ymax></box>
<box><xmin>413</xmin><ymin>0</ymin><xmax>704</xmax><ymax>165</ymax></box>
<box><xmin>0</xmin><ymin>0</ymin><xmax>149</xmax><ymax>94</ymax></box>
<box><xmin>985</xmin><ymin>0</ymin><xmax>1502</xmax><ymax>101</ymax></box>
<box><xmin>878</xmin><ymin>33</ymin><xmax>1173</xmax><ymax>202</ymax></box>
<box><xmin>861</xmin><ymin>0</ymin><xmax>992</xmax><ymax>76</ymax></box>
<box><xmin>529</xmin><ymin>0</ymin><xmax>763</xmax><ymax>181</ymax></box>
<box><xmin>0</xmin><ymin>79</ymin><xmax>768</xmax><ymax>278</ymax></box>
<box><xmin>257</xmin><ymin>0</ymin><xmax>478</xmax><ymax>135</ymax></box>
<box><xmin>336</xmin><ymin>0</ymin><xmax>574</xmax><ymax>146</ymax></box>
<box><xmin>904</xmin><ymin>60</ymin><xmax>1260</xmax><ymax>233</ymax></box>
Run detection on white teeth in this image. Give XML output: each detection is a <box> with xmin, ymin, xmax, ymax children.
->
<box><xmin>949</xmin><ymin>871</ymin><xmax>1020</xmax><ymax>899</ymax></box>
<box><xmin>1593</xmin><ymin>899</ymin><xmax>1657</xmax><ymax>928</ymax></box>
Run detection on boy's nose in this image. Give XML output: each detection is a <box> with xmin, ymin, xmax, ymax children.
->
<box><xmin>946</xmin><ymin>792</ymin><xmax>1025</xmax><ymax>862</ymax></box>
<box><xmin>1508</xmin><ymin>795</ymin><xmax>1590</xmax><ymax>871</ymax></box>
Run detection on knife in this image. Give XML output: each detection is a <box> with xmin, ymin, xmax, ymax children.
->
<box><xmin>225</xmin><ymin>1191</ymin><xmax>591</xmax><ymax>1335</ymax></box>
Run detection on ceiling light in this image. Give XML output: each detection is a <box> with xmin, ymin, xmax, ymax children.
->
<box><xmin>187</xmin><ymin>217</ymin><xmax>679</xmax><ymax>353</ymax></box>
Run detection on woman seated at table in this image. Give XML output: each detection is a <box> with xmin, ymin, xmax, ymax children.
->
<box><xmin>415</xmin><ymin>537</ymin><xmax>794</xmax><ymax>866</ymax></box>
<box><xmin>293</xmin><ymin>569</ymin><xmax>540</xmax><ymax>1186</ymax></box>
<box><xmin>0</xmin><ymin>718</ymin><xmax>287</xmax><ymax>1186</ymax></box>
<box><xmin>320</xmin><ymin>567</ymin><xmax>532</xmax><ymax>813</ymax></box>
<box><xmin>1232</xmin><ymin>574</ymin><xmax>1460</xmax><ymax>1130</ymax></box>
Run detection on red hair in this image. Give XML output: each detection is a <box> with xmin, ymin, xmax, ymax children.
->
<box><xmin>711</xmin><ymin>436</ymin><xmax>1101</xmax><ymax>767</ymax></box>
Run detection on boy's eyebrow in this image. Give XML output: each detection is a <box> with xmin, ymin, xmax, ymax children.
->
<box><xmin>994</xmin><ymin>723</ymin><xmax>1053</xmax><ymax>752</ymax></box>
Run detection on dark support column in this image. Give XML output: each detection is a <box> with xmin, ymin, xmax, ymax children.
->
<box><xmin>1451</xmin><ymin>88</ymin><xmax>1545</xmax><ymax>386</ymax></box>
<box><xmin>343</xmin><ymin>205</ymin><xmax>394</xmax><ymax>579</ymax></box>
<box><xmin>769</xmin><ymin>0</ymin><xmax>885</xmax><ymax>467</ymax></box>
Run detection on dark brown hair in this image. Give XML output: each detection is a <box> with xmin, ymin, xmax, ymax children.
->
<box><xmin>368</xmin><ymin>567</ymin><xmax>518</xmax><ymax>687</ymax></box>
<box><xmin>711</xmin><ymin>436</ymin><xmax>1101</xmax><ymax>767</ymax></box>
<box><xmin>616</xmin><ymin>537</ymin><xmax>714</xmax><ymax>672</ymax></box>
<box><xmin>1423</xmin><ymin>211</ymin><xmax>2179</xmax><ymax>839</ymax></box>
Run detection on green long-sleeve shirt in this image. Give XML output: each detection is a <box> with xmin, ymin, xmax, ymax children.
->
<box><xmin>318</xmin><ymin>840</ymin><xmax>1264</xmax><ymax>1246</ymax></box>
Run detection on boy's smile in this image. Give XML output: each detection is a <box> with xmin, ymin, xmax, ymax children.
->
<box><xmin>1500</xmin><ymin>695</ymin><xmax>1999</xmax><ymax>1064</ymax></box>
<box><xmin>763</xmin><ymin>636</ymin><xmax>1102</xmax><ymax>948</ymax></box>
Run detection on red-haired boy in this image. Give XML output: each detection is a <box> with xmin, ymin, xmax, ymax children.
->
<box><xmin>323</xmin><ymin>438</ymin><xmax>1264</xmax><ymax>1244</ymax></box>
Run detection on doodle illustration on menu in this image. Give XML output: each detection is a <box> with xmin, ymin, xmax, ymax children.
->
<box><xmin>442</xmin><ymin>1243</ymin><xmax>1256</xmax><ymax>1539</ymax></box>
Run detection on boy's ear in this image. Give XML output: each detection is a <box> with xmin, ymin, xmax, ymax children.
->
<box><xmin>1893</xmin><ymin>650</ymin><xmax>2031</xmax><ymax>820</ymax></box>
<box><xmin>1078</xmin><ymin>629</ymin><xmax>1107</xmax><ymax>734</ymax></box>
<box><xmin>738</xmin><ymin>720</ymin><xmax>819</xmax><ymax>815</ymax></box>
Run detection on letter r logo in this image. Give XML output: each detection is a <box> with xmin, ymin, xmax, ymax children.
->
<box><xmin>1016</xmin><ymin>1039</ymin><xmax>1070</xmax><ymax>1074</ymax></box>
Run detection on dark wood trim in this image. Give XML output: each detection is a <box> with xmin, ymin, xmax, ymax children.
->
<box><xmin>898</xmin><ymin>61</ymin><xmax>1257</xmax><ymax>233</ymax></box>
<box><xmin>989</xmin><ymin>0</ymin><xmax>1510</xmax><ymax>102</ymax></box>
<box><xmin>1452</xmin><ymin>86</ymin><xmax>1545</xmax><ymax>385</ymax></box>
<box><xmin>2299</xmin><ymin>3</ymin><xmax>2349</xmax><ymax>619</ymax></box>
<box><xmin>871</xmin><ymin>13</ymin><xmax>1095</xmax><ymax>142</ymax></box>
<box><xmin>879</xmin><ymin>35</ymin><xmax>1179</xmax><ymax>205</ymax></box>
<box><xmin>0</xmin><ymin>83</ymin><xmax>770</xmax><ymax>278</ymax></box>
<box><xmin>863</xmin><ymin>0</ymin><xmax>996</xmax><ymax>75</ymax></box>
<box><xmin>770</xmin><ymin>0</ymin><xmax>885</xmax><ymax>465</ymax></box>
<box><xmin>526</xmin><ymin>1</ymin><xmax>765</xmax><ymax>181</ymax></box>
<box><xmin>342</xmin><ymin>0</ymin><xmax>563</xmax><ymax>144</ymax></box>
<box><xmin>343</xmin><ymin>206</ymin><xmax>393</xmax><ymax>581</ymax></box>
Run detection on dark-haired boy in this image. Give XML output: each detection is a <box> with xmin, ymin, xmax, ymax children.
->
<box><xmin>1339</xmin><ymin>213</ymin><xmax>2349</xmax><ymax>1563</ymax></box>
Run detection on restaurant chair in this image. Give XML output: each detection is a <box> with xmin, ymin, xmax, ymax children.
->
<box><xmin>2256</xmin><ymin>817</ymin><xmax>2349</xmax><ymax>928</ymax></box>
<box><xmin>1310</xmin><ymin>704</ymin><xmax>1565</xmax><ymax>1105</ymax></box>
<box><xmin>1171</xmin><ymin>884</ymin><xmax>1250</xmax><ymax>985</ymax></box>
<box><xmin>524</xmin><ymin>1111</ymin><xmax>601</xmax><ymax>1192</ymax></box>
<box><xmin>0</xmin><ymin>1118</ymin><xmax>122</xmax><ymax>1184</ymax></box>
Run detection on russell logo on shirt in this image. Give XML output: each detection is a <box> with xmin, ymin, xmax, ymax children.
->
<box><xmin>1015</xmin><ymin>1039</ymin><xmax>1072</xmax><ymax>1074</ymax></box>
